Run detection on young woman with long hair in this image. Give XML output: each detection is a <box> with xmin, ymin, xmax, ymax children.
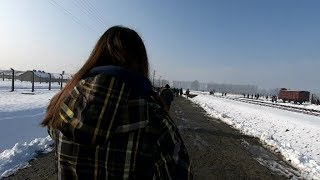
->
<box><xmin>42</xmin><ymin>26</ymin><xmax>193</xmax><ymax>179</ymax></box>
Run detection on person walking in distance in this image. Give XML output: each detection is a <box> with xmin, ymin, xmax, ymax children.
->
<box><xmin>160</xmin><ymin>84</ymin><xmax>174</xmax><ymax>111</ymax></box>
<box><xmin>186</xmin><ymin>89</ymin><xmax>190</xmax><ymax>99</ymax></box>
<box><xmin>41</xmin><ymin>26</ymin><xmax>193</xmax><ymax>180</ymax></box>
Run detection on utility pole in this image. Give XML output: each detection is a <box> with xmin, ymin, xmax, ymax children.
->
<box><xmin>159</xmin><ymin>76</ymin><xmax>161</xmax><ymax>87</ymax></box>
<box><xmin>152</xmin><ymin>70</ymin><xmax>155</xmax><ymax>86</ymax></box>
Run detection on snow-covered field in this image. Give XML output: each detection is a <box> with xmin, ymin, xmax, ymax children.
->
<box><xmin>191</xmin><ymin>90</ymin><xmax>320</xmax><ymax>111</ymax></box>
<box><xmin>0</xmin><ymin>84</ymin><xmax>319</xmax><ymax>179</ymax></box>
<box><xmin>0</xmin><ymin>80</ymin><xmax>57</xmax><ymax>178</ymax></box>
<box><xmin>189</xmin><ymin>91</ymin><xmax>320</xmax><ymax>179</ymax></box>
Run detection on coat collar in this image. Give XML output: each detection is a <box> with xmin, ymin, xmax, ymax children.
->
<box><xmin>87</xmin><ymin>65</ymin><xmax>152</xmax><ymax>98</ymax></box>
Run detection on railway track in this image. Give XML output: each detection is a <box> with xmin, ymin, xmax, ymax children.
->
<box><xmin>214</xmin><ymin>95</ymin><xmax>320</xmax><ymax>117</ymax></box>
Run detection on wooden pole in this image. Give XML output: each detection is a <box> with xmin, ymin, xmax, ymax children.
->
<box><xmin>31</xmin><ymin>71</ymin><xmax>35</xmax><ymax>92</ymax></box>
<box><xmin>10</xmin><ymin>68</ymin><xmax>14</xmax><ymax>92</ymax></box>
<box><xmin>60</xmin><ymin>74</ymin><xmax>63</xmax><ymax>90</ymax></box>
<box><xmin>48</xmin><ymin>73</ymin><xmax>51</xmax><ymax>90</ymax></box>
<box><xmin>152</xmin><ymin>70</ymin><xmax>155</xmax><ymax>86</ymax></box>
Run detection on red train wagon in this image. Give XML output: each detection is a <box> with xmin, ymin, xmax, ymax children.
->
<box><xmin>278</xmin><ymin>88</ymin><xmax>310</xmax><ymax>104</ymax></box>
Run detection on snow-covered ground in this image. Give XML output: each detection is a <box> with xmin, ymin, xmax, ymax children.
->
<box><xmin>189</xmin><ymin>91</ymin><xmax>320</xmax><ymax>179</ymax></box>
<box><xmin>0</xmin><ymin>80</ymin><xmax>57</xmax><ymax>178</ymax></box>
<box><xmin>1</xmin><ymin>84</ymin><xmax>319</xmax><ymax>179</ymax></box>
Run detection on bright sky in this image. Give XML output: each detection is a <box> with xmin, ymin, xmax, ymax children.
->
<box><xmin>0</xmin><ymin>0</ymin><xmax>319</xmax><ymax>92</ymax></box>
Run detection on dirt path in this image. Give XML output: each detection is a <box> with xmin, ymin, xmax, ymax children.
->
<box><xmin>3</xmin><ymin>152</ymin><xmax>56</xmax><ymax>180</ymax></box>
<box><xmin>4</xmin><ymin>96</ymin><xmax>301</xmax><ymax>179</ymax></box>
<box><xmin>170</xmin><ymin>96</ymin><xmax>301</xmax><ymax>179</ymax></box>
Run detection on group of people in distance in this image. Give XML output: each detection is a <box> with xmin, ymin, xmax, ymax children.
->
<box><xmin>158</xmin><ymin>85</ymin><xmax>190</xmax><ymax>111</ymax></box>
<box><xmin>41</xmin><ymin>26</ymin><xmax>193</xmax><ymax>179</ymax></box>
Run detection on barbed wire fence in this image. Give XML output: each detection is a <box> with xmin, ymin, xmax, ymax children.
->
<box><xmin>0</xmin><ymin>67</ymin><xmax>169</xmax><ymax>92</ymax></box>
<box><xmin>0</xmin><ymin>68</ymin><xmax>71</xmax><ymax>92</ymax></box>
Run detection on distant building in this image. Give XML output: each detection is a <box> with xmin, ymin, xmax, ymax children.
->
<box><xmin>0</xmin><ymin>70</ymin><xmax>24</xmax><ymax>80</ymax></box>
<box><xmin>19</xmin><ymin>70</ymin><xmax>72</xmax><ymax>83</ymax></box>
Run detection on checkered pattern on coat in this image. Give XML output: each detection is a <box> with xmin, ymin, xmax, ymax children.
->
<box><xmin>48</xmin><ymin>73</ymin><xmax>193</xmax><ymax>180</ymax></box>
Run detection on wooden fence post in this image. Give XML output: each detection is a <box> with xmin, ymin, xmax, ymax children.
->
<box><xmin>31</xmin><ymin>71</ymin><xmax>35</xmax><ymax>92</ymax></box>
<box><xmin>10</xmin><ymin>68</ymin><xmax>14</xmax><ymax>92</ymax></box>
<box><xmin>60</xmin><ymin>74</ymin><xmax>63</xmax><ymax>90</ymax></box>
<box><xmin>48</xmin><ymin>73</ymin><xmax>51</xmax><ymax>90</ymax></box>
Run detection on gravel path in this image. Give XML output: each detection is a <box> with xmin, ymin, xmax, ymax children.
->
<box><xmin>171</xmin><ymin>96</ymin><xmax>301</xmax><ymax>179</ymax></box>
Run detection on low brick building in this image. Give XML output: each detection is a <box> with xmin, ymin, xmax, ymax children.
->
<box><xmin>19</xmin><ymin>70</ymin><xmax>72</xmax><ymax>83</ymax></box>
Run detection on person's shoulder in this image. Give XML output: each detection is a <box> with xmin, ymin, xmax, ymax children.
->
<box><xmin>164</xmin><ymin>88</ymin><xmax>173</xmax><ymax>93</ymax></box>
<box><xmin>147</xmin><ymin>101</ymin><xmax>175</xmax><ymax>129</ymax></box>
<box><xmin>79</xmin><ymin>74</ymin><xmax>128</xmax><ymax>95</ymax></box>
<box><xmin>160</xmin><ymin>88</ymin><xmax>168</xmax><ymax>93</ymax></box>
<box><xmin>82</xmin><ymin>73</ymin><xmax>117</xmax><ymax>86</ymax></box>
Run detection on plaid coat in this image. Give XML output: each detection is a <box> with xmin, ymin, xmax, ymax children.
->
<box><xmin>48</xmin><ymin>66</ymin><xmax>193</xmax><ymax>180</ymax></box>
